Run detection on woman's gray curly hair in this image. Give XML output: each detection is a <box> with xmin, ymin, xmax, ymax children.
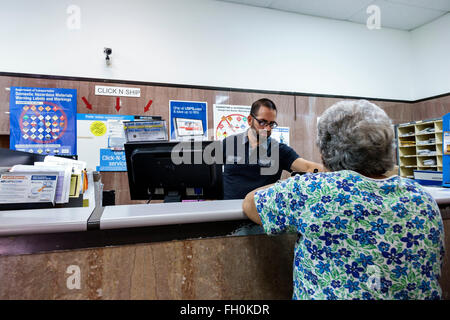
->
<box><xmin>317</xmin><ymin>100</ymin><xmax>395</xmax><ymax>176</ymax></box>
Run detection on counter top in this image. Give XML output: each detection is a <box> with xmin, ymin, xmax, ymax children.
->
<box><xmin>423</xmin><ymin>186</ymin><xmax>450</xmax><ymax>204</ymax></box>
<box><xmin>100</xmin><ymin>199</ymin><xmax>246</xmax><ymax>230</ymax></box>
<box><xmin>1</xmin><ymin>183</ymin><xmax>450</xmax><ymax>238</ymax></box>
<box><xmin>0</xmin><ymin>172</ymin><xmax>96</xmax><ymax>236</ymax></box>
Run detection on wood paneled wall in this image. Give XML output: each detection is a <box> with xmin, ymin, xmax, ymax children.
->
<box><xmin>0</xmin><ymin>75</ymin><xmax>449</xmax><ymax>204</ymax></box>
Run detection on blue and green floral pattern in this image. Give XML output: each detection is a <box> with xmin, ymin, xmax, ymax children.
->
<box><xmin>254</xmin><ymin>170</ymin><xmax>444</xmax><ymax>300</ymax></box>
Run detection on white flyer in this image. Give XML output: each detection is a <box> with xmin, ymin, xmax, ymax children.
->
<box><xmin>10</xmin><ymin>164</ymin><xmax>70</xmax><ymax>204</ymax></box>
<box><xmin>0</xmin><ymin>172</ymin><xmax>58</xmax><ymax>204</ymax></box>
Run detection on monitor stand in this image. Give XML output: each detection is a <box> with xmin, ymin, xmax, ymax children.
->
<box><xmin>164</xmin><ymin>191</ymin><xmax>182</xmax><ymax>203</ymax></box>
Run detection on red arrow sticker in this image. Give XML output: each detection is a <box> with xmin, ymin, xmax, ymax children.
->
<box><xmin>144</xmin><ymin>100</ymin><xmax>153</xmax><ymax>112</ymax></box>
<box><xmin>115</xmin><ymin>97</ymin><xmax>121</xmax><ymax>112</ymax></box>
<box><xmin>82</xmin><ymin>97</ymin><xmax>92</xmax><ymax>110</ymax></box>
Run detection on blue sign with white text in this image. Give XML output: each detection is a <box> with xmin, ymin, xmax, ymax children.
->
<box><xmin>9</xmin><ymin>87</ymin><xmax>77</xmax><ymax>156</ymax></box>
<box><xmin>169</xmin><ymin>100</ymin><xmax>208</xmax><ymax>141</ymax></box>
<box><xmin>97</xmin><ymin>148</ymin><xmax>127</xmax><ymax>171</ymax></box>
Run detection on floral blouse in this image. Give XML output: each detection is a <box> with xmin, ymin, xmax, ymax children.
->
<box><xmin>254</xmin><ymin>170</ymin><xmax>445</xmax><ymax>300</ymax></box>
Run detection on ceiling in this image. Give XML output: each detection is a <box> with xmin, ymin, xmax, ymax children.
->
<box><xmin>216</xmin><ymin>0</ymin><xmax>450</xmax><ymax>31</ymax></box>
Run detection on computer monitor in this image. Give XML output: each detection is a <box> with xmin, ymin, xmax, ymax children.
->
<box><xmin>124</xmin><ymin>141</ymin><xmax>223</xmax><ymax>202</ymax></box>
<box><xmin>0</xmin><ymin>147</ymin><xmax>46</xmax><ymax>167</ymax></box>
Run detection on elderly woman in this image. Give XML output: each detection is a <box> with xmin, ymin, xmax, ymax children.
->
<box><xmin>242</xmin><ymin>100</ymin><xmax>445</xmax><ymax>300</ymax></box>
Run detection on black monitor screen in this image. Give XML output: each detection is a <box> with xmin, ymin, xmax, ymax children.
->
<box><xmin>124</xmin><ymin>141</ymin><xmax>223</xmax><ymax>202</ymax></box>
<box><xmin>0</xmin><ymin>148</ymin><xmax>46</xmax><ymax>167</ymax></box>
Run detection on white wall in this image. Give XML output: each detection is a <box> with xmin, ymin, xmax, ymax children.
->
<box><xmin>0</xmin><ymin>0</ymin><xmax>415</xmax><ymax>100</ymax></box>
<box><xmin>411</xmin><ymin>13</ymin><xmax>450</xmax><ymax>100</ymax></box>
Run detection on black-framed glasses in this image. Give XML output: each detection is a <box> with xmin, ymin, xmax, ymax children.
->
<box><xmin>250</xmin><ymin>113</ymin><xmax>278</xmax><ymax>128</ymax></box>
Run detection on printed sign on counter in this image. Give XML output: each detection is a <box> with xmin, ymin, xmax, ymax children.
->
<box><xmin>0</xmin><ymin>172</ymin><xmax>58</xmax><ymax>204</ymax></box>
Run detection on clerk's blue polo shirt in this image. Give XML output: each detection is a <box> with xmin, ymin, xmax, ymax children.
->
<box><xmin>222</xmin><ymin>131</ymin><xmax>299</xmax><ymax>200</ymax></box>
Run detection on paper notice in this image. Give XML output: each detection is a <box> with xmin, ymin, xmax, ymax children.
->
<box><xmin>0</xmin><ymin>173</ymin><xmax>58</xmax><ymax>204</ymax></box>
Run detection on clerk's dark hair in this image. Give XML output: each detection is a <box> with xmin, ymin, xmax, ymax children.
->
<box><xmin>251</xmin><ymin>98</ymin><xmax>277</xmax><ymax>116</ymax></box>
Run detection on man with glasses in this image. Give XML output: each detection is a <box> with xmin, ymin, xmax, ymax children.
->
<box><xmin>222</xmin><ymin>98</ymin><xmax>324</xmax><ymax>200</ymax></box>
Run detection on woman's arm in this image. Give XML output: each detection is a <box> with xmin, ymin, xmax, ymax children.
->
<box><xmin>242</xmin><ymin>183</ymin><xmax>275</xmax><ymax>225</ymax></box>
<box><xmin>290</xmin><ymin>157</ymin><xmax>326</xmax><ymax>173</ymax></box>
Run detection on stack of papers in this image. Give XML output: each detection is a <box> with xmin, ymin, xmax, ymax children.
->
<box><xmin>42</xmin><ymin>156</ymin><xmax>87</xmax><ymax>199</ymax></box>
<box><xmin>417</xmin><ymin>138</ymin><xmax>436</xmax><ymax>145</ymax></box>
<box><xmin>418</xmin><ymin>149</ymin><xmax>435</xmax><ymax>156</ymax></box>
<box><xmin>3</xmin><ymin>156</ymin><xmax>87</xmax><ymax>206</ymax></box>
<box><xmin>423</xmin><ymin>159</ymin><xmax>436</xmax><ymax>166</ymax></box>
<box><xmin>418</xmin><ymin>127</ymin><xmax>435</xmax><ymax>134</ymax></box>
<box><xmin>399</xmin><ymin>131</ymin><xmax>414</xmax><ymax>137</ymax></box>
<box><xmin>400</xmin><ymin>141</ymin><xmax>415</xmax><ymax>147</ymax></box>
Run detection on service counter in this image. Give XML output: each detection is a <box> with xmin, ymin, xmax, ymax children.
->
<box><xmin>0</xmin><ymin>173</ymin><xmax>253</xmax><ymax>257</ymax></box>
<box><xmin>0</xmin><ymin>180</ymin><xmax>450</xmax><ymax>299</ymax></box>
<box><xmin>0</xmin><ymin>171</ymin><xmax>97</xmax><ymax>236</ymax></box>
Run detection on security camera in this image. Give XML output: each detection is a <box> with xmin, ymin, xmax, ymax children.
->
<box><xmin>104</xmin><ymin>47</ymin><xmax>112</xmax><ymax>65</ymax></box>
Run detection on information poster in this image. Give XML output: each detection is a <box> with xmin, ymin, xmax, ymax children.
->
<box><xmin>9</xmin><ymin>87</ymin><xmax>77</xmax><ymax>156</ymax></box>
<box><xmin>77</xmin><ymin>114</ymin><xmax>164</xmax><ymax>172</ymax></box>
<box><xmin>444</xmin><ymin>132</ymin><xmax>450</xmax><ymax>155</ymax></box>
<box><xmin>213</xmin><ymin>104</ymin><xmax>251</xmax><ymax>140</ymax></box>
<box><xmin>169</xmin><ymin>100</ymin><xmax>208</xmax><ymax>141</ymax></box>
<box><xmin>271</xmin><ymin>127</ymin><xmax>290</xmax><ymax>146</ymax></box>
<box><xmin>77</xmin><ymin>113</ymin><xmax>135</xmax><ymax>172</ymax></box>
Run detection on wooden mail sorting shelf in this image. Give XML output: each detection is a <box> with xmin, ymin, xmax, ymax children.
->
<box><xmin>396</xmin><ymin>118</ymin><xmax>443</xmax><ymax>179</ymax></box>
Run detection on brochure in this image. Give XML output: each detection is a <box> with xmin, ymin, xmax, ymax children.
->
<box><xmin>0</xmin><ymin>172</ymin><xmax>58</xmax><ymax>204</ymax></box>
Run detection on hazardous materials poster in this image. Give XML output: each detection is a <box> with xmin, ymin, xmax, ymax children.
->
<box><xmin>9</xmin><ymin>87</ymin><xmax>77</xmax><ymax>156</ymax></box>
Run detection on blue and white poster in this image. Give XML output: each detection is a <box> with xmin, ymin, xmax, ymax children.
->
<box><xmin>9</xmin><ymin>87</ymin><xmax>77</xmax><ymax>156</ymax></box>
<box><xmin>169</xmin><ymin>100</ymin><xmax>208</xmax><ymax>141</ymax></box>
<box><xmin>271</xmin><ymin>127</ymin><xmax>290</xmax><ymax>146</ymax></box>
<box><xmin>77</xmin><ymin>113</ymin><xmax>135</xmax><ymax>172</ymax></box>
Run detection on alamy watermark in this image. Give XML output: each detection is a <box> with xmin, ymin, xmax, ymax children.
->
<box><xmin>366</xmin><ymin>5</ymin><xmax>381</xmax><ymax>30</ymax></box>
<box><xmin>171</xmin><ymin>128</ymin><xmax>279</xmax><ymax>175</ymax></box>
<box><xmin>66</xmin><ymin>5</ymin><xmax>81</xmax><ymax>30</ymax></box>
<box><xmin>66</xmin><ymin>265</ymin><xmax>81</xmax><ymax>289</ymax></box>
<box><xmin>367</xmin><ymin>265</ymin><xmax>381</xmax><ymax>291</ymax></box>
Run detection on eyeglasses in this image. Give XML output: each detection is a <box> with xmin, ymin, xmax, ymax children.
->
<box><xmin>250</xmin><ymin>113</ymin><xmax>278</xmax><ymax>128</ymax></box>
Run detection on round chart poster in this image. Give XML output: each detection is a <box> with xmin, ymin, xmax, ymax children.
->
<box><xmin>213</xmin><ymin>104</ymin><xmax>251</xmax><ymax>140</ymax></box>
<box><xmin>215</xmin><ymin>114</ymin><xmax>249</xmax><ymax>140</ymax></box>
<box><xmin>9</xmin><ymin>87</ymin><xmax>77</xmax><ymax>156</ymax></box>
